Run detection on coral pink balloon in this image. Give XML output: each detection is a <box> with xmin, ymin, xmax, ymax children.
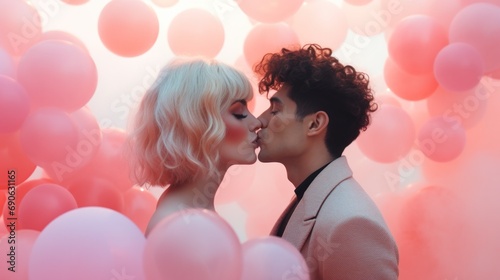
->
<box><xmin>417</xmin><ymin>116</ymin><xmax>466</xmax><ymax>162</ymax></box>
<box><xmin>18</xmin><ymin>183</ymin><xmax>77</xmax><ymax>231</ymax></box>
<box><xmin>98</xmin><ymin>0</ymin><xmax>159</xmax><ymax>57</ymax></box>
<box><xmin>241</xmin><ymin>236</ymin><xmax>309</xmax><ymax>280</ymax></box>
<box><xmin>68</xmin><ymin>177</ymin><xmax>124</xmax><ymax>213</ymax></box>
<box><xmin>426</xmin><ymin>86</ymin><xmax>488</xmax><ymax>130</ymax></box>
<box><xmin>290</xmin><ymin>0</ymin><xmax>347</xmax><ymax>51</ymax></box>
<box><xmin>449</xmin><ymin>3</ymin><xmax>500</xmax><ymax>72</ymax></box>
<box><xmin>17</xmin><ymin>40</ymin><xmax>97</xmax><ymax>112</ymax></box>
<box><xmin>238</xmin><ymin>0</ymin><xmax>304</xmax><ymax>23</ymax></box>
<box><xmin>0</xmin><ymin>230</ymin><xmax>39</xmax><ymax>280</ymax></box>
<box><xmin>144</xmin><ymin>209</ymin><xmax>242</xmax><ymax>280</ymax></box>
<box><xmin>168</xmin><ymin>9</ymin><xmax>224</xmax><ymax>58</ymax></box>
<box><xmin>0</xmin><ymin>133</ymin><xmax>36</xmax><ymax>189</ymax></box>
<box><xmin>0</xmin><ymin>76</ymin><xmax>30</xmax><ymax>133</ymax></box>
<box><xmin>388</xmin><ymin>15</ymin><xmax>448</xmax><ymax>74</ymax></box>
<box><xmin>379</xmin><ymin>0</ymin><xmax>426</xmax><ymax>30</ymax></box>
<box><xmin>0</xmin><ymin>0</ymin><xmax>42</xmax><ymax>56</ymax></box>
<box><xmin>0</xmin><ymin>192</ymin><xmax>4</xmax><ymax>216</ymax></box>
<box><xmin>29</xmin><ymin>207</ymin><xmax>146</xmax><ymax>280</ymax></box>
<box><xmin>0</xmin><ymin>48</ymin><xmax>15</xmax><ymax>78</ymax></box>
<box><xmin>19</xmin><ymin>108</ymin><xmax>79</xmax><ymax>166</ymax></box>
<box><xmin>61</xmin><ymin>0</ymin><xmax>89</xmax><ymax>5</ymax></box>
<box><xmin>434</xmin><ymin>43</ymin><xmax>484</xmax><ymax>93</ymax></box>
<box><xmin>356</xmin><ymin>104</ymin><xmax>415</xmax><ymax>163</ymax></box>
<box><xmin>244</xmin><ymin>23</ymin><xmax>300</xmax><ymax>68</ymax></box>
<box><xmin>123</xmin><ymin>187</ymin><xmax>157</xmax><ymax>234</ymax></box>
<box><xmin>384</xmin><ymin>58</ymin><xmax>438</xmax><ymax>101</ymax></box>
<box><xmin>40</xmin><ymin>30</ymin><xmax>88</xmax><ymax>52</ymax></box>
<box><xmin>45</xmin><ymin>128</ymin><xmax>133</xmax><ymax>192</ymax></box>
<box><xmin>2</xmin><ymin>178</ymin><xmax>54</xmax><ymax>228</ymax></box>
<box><xmin>152</xmin><ymin>0</ymin><xmax>179</xmax><ymax>8</ymax></box>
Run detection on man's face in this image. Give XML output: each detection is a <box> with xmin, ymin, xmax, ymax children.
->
<box><xmin>257</xmin><ymin>85</ymin><xmax>308</xmax><ymax>163</ymax></box>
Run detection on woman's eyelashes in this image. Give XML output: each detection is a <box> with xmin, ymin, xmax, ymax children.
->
<box><xmin>233</xmin><ymin>113</ymin><xmax>248</xmax><ymax>119</ymax></box>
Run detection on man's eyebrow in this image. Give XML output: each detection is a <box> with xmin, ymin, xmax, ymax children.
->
<box><xmin>269</xmin><ymin>97</ymin><xmax>283</xmax><ymax>104</ymax></box>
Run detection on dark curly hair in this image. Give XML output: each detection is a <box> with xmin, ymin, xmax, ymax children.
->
<box><xmin>254</xmin><ymin>44</ymin><xmax>377</xmax><ymax>158</ymax></box>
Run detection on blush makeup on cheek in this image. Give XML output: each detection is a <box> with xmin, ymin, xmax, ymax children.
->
<box><xmin>224</xmin><ymin>121</ymin><xmax>247</xmax><ymax>144</ymax></box>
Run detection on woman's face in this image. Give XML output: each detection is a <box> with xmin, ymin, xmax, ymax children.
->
<box><xmin>219</xmin><ymin>99</ymin><xmax>261</xmax><ymax>167</ymax></box>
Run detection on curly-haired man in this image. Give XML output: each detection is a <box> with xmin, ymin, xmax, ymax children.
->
<box><xmin>255</xmin><ymin>44</ymin><xmax>399</xmax><ymax>280</ymax></box>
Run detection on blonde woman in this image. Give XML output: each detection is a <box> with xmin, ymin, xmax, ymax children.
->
<box><xmin>129</xmin><ymin>58</ymin><xmax>261</xmax><ymax>235</ymax></box>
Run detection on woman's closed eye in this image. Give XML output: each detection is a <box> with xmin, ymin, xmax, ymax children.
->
<box><xmin>233</xmin><ymin>113</ymin><xmax>248</xmax><ymax>119</ymax></box>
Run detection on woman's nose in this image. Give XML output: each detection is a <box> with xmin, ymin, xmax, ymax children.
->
<box><xmin>249</xmin><ymin>114</ymin><xmax>262</xmax><ymax>131</ymax></box>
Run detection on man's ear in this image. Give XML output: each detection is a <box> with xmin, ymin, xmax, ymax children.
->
<box><xmin>306</xmin><ymin>111</ymin><xmax>329</xmax><ymax>136</ymax></box>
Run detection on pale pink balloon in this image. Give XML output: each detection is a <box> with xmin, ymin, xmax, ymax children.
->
<box><xmin>384</xmin><ymin>58</ymin><xmax>438</xmax><ymax>101</ymax></box>
<box><xmin>417</xmin><ymin>116</ymin><xmax>466</xmax><ymax>162</ymax></box>
<box><xmin>426</xmin><ymin>86</ymin><xmax>488</xmax><ymax>130</ymax></box>
<box><xmin>0</xmin><ymin>0</ymin><xmax>42</xmax><ymax>56</ymax></box>
<box><xmin>449</xmin><ymin>3</ymin><xmax>500</xmax><ymax>73</ymax></box>
<box><xmin>290</xmin><ymin>0</ymin><xmax>347</xmax><ymax>51</ymax></box>
<box><xmin>144</xmin><ymin>209</ymin><xmax>242</xmax><ymax>280</ymax></box>
<box><xmin>29</xmin><ymin>207</ymin><xmax>146</xmax><ymax>280</ymax></box>
<box><xmin>68</xmin><ymin>177</ymin><xmax>124</xmax><ymax>213</ymax></box>
<box><xmin>0</xmin><ymin>48</ymin><xmax>15</xmax><ymax>78</ymax></box>
<box><xmin>244</xmin><ymin>23</ymin><xmax>300</xmax><ymax>68</ymax></box>
<box><xmin>238</xmin><ymin>0</ymin><xmax>304</xmax><ymax>23</ymax></box>
<box><xmin>345</xmin><ymin>0</ymin><xmax>373</xmax><ymax>5</ymax></box>
<box><xmin>61</xmin><ymin>0</ymin><xmax>89</xmax><ymax>4</ymax></box>
<box><xmin>0</xmin><ymin>230</ymin><xmax>39</xmax><ymax>280</ymax></box>
<box><xmin>40</xmin><ymin>30</ymin><xmax>88</xmax><ymax>52</ymax></box>
<box><xmin>356</xmin><ymin>104</ymin><xmax>416</xmax><ymax>163</ymax></box>
<box><xmin>18</xmin><ymin>183</ymin><xmax>77</xmax><ymax>231</ymax></box>
<box><xmin>19</xmin><ymin>108</ymin><xmax>79</xmax><ymax>166</ymax></box>
<box><xmin>434</xmin><ymin>43</ymin><xmax>484</xmax><ymax>93</ymax></box>
<box><xmin>167</xmin><ymin>8</ymin><xmax>224</xmax><ymax>58</ymax></box>
<box><xmin>0</xmin><ymin>75</ymin><xmax>30</xmax><ymax>133</ymax></box>
<box><xmin>17</xmin><ymin>40</ymin><xmax>97</xmax><ymax>112</ymax></box>
<box><xmin>152</xmin><ymin>0</ymin><xmax>179</xmax><ymax>8</ymax></box>
<box><xmin>241</xmin><ymin>236</ymin><xmax>310</xmax><ymax>280</ymax></box>
<box><xmin>388</xmin><ymin>15</ymin><xmax>448</xmax><ymax>75</ymax></box>
<box><xmin>98</xmin><ymin>0</ymin><xmax>159</xmax><ymax>57</ymax></box>
<box><xmin>123</xmin><ymin>187</ymin><xmax>157</xmax><ymax>234</ymax></box>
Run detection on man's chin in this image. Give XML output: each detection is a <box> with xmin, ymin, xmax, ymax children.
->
<box><xmin>257</xmin><ymin>151</ymin><xmax>273</xmax><ymax>163</ymax></box>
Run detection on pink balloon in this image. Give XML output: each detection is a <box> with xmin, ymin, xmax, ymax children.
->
<box><xmin>388</xmin><ymin>15</ymin><xmax>448</xmax><ymax>74</ymax></box>
<box><xmin>123</xmin><ymin>187</ymin><xmax>157</xmax><ymax>234</ymax></box>
<box><xmin>449</xmin><ymin>3</ymin><xmax>500</xmax><ymax>72</ymax></box>
<box><xmin>0</xmin><ymin>48</ymin><xmax>15</xmax><ymax>78</ymax></box>
<box><xmin>417</xmin><ymin>116</ymin><xmax>466</xmax><ymax>162</ymax></box>
<box><xmin>426</xmin><ymin>85</ymin><xmax>488</xmax><ymax>130</ymax></box>
<box><xmin>384</xmin><ymin>58</ymin><xmax>438</xmax><ymax>101</ymax></box>
<box><xmin>434</xmin><ymin>43</ymin><xmax>484</xmax><ymax>93</ymax></box>
<box><xmin>144</xmin><ymin>209</ymin><xmax>242</xmax><ymax>280</ymax></box>
<box><xmin>379</xmin><ymin>0</ymin><xmax>427</xmax><ymax>30</ymax></box>
<box><xmin>0</xmin><ymin>0</ymin><xmax>42</xmax><ymax>56</ymax></box>
<box><xmin>0</xmin><ymin>135</ymin><xmax>36</xmax><ymax>191</ymax></box>
<box><xmin>18</xmin><ymin>183</ymin><xmax>77</xmax><ymax>231</ymax></box>
<box><xmin>29</xmin><ymin>207</ymin><xmax>146</xmax><ymax>280</ymax></box>
<box><xmin>356</xmin><ymin>104</ymin><xmax>415</xmax><ymax>163</ymax></box>
<box><xmin>98</xmin><ymin>0</ymin><xmax>159</xmax><ymax>57</ymax></box>
<box><xmin>17</xmin><ymin>40</ymin><xmax>97</xmax><ymax>111</ymax></box>
<box><xmin>167</xmin><ymin>8</ymin><xmax>224</xmax><ymax>58</ymax></box>
<box><xmin>290</xmin><ymin>0</ymin><xmax>347</xmax><ymax>51</ymax></box>
<box><xmin>0</xmin><ymin>192</ymin><xmax>4</xmax><ymax>216</ymax></box>
<box><xmin>244</xmin><ymin>23</ymin><xmax>300</xmax><ymax>68</ymax></box>
<box><xmin>421</xmin><ymin>0</ymin><xmax>464</xmax><ymax>32</ymax></box>
<box><xmin>40</xmin><ymin>30</ymin><xmax>88</xmax><ymax>52</ymax></box>
<box><xmin>19</xmin><ymin>108</ymin><xmax>79</xmax><ymax>166</ymax></box>
<box><xmin>0</xmin><ymin>230</ymin><xmax>39</xmax><ymax>280</ymax></box>
<box><xmin>241</xmin><ymin>236</ymin><xmax>309</xmax><ymax>280</ymax></box>
<box><xmin>68</xmin><ymin>177</ymin><xmax>124</xmax><ymax>213</ymax></box>
<box><xmin>0</xmin><ymin>75</ymin><xmax>30</xmax><ymax>133</ymax></box>
<box><xmin>61</xmin><ymin>0</ymin><xmax>89</xmax><ymax>5</ymax></box>
<box><xmin>238</xmin><ymin>0</ymin><xmax>304</xmax><ymax>23</ymax></box>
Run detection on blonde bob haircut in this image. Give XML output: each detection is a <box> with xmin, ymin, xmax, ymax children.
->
<box><xmin>129</xmin><ymin>57</ymin><xmax>253</xmax><ymax>187</ymax></box>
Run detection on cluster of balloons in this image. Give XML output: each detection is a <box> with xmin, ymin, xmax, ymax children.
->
<box><xmin>2</xmin><ymin>0</ymin><xmax>500</xmax><ymax>279</ymax></box>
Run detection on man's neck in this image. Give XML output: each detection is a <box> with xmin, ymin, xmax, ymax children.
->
<box><xmin>283</xmin><ymin>149</ymin><xmax>335</xmax><ymax>187</ymax></box>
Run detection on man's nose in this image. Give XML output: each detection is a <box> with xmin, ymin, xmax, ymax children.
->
<box><xmin>257</xmin><ymin>112</ymin><xmax>269</xmax><ymax>128</ymax></box>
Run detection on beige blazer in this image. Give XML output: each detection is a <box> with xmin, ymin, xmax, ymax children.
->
<box><xmin>271</xmin><ymin>156</ymin><xmax>399</xmax><ymax>280</ymax></box>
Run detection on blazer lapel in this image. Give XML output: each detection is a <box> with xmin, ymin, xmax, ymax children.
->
<box><xmin>281</xmin><ymin>156</ymin><xmax>353</xmax><ymax>250</ymax></box>
<box><xmin>270</xmin><ymin>196</ymin><xmax>297</xmax><ymax>236</ymax></box>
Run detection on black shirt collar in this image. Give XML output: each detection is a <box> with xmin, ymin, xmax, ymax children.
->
<box><xmin>294</xmin><ymin>161</ymin><xmax>331</xmax><ymax>201</ymax></box>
